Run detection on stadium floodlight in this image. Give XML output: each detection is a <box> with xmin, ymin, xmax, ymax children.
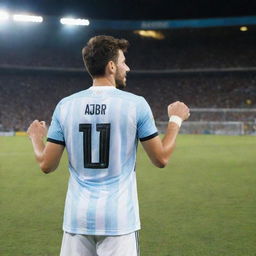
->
<box><xmin>0</xmin><ymin>10</ymin><xmax>9</xmax><ymax>21</ymax></box>
<box><xmin>13</xmin><ymin>14</ymin><xmax>43</xmax><ymax>23</ymax></box>
<box><xmin>60</xmin><ymin>17</ymin><xmax>90</xmax><ymax>26</ymax></box>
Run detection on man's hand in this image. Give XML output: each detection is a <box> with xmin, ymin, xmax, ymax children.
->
<box><xmin>27</xmin><ymin>120</ymin><xmax>64</xmax><ymax>173</ymax></box>
<box><xmin>27</xmin><ymin>120</ymin><xmax>48</xmax><ymax>139</ymax></box>
<box><xmin>168</xmin><ymin>101</ymin><xmax>190</xmax><ymax>121</ymax></box>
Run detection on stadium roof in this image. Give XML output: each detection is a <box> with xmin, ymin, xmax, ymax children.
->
<box><xmin>0</xmin><ymin>0</ymin><xmax>256</xmax><ymax>20</ymax></box>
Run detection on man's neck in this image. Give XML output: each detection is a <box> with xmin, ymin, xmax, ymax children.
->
<box><xmin>92</xmin><ymin>76</ymin><xmax>116</xmax><ymax>87</ymax></box>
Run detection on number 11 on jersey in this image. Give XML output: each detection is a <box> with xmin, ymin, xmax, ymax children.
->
<box><xmin>79</xmin><ymin>123</ymin><xmax>111</xmax><ymax>169</ymax></box>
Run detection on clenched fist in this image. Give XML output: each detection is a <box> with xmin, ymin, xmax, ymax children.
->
<box><xmin>167</xmin><ymin>101</ymin><xmax>190</xmax><ymax>121</ymax></box>
<box><xmin>27</xmin><ymin>120</ymin><xmax>48</xmax><ymax>139</ymax></box>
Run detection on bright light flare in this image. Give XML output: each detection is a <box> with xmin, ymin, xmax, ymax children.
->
<box><xmin>60</xmin><ymin>18</ymin><xmax>90</xmax><ymax>26</ymax></box>
<box><xmin>240</xmin><ymin>26</ymin><xmax>248</xmax><ymax>32</ymax></box>
<box><xmin>13</xmin><ymin>14</ymin><xmax>43</xmax><ymax>23</ymax></box>
<box><xmin>0</xmin><ymin>10</ymin><xmax>9</xmax><ymax>21</ymax></box>
<box><xmin>134</xmin><ymin>30</ymin><xmax>165</xmax><ymax>40</ymax></box>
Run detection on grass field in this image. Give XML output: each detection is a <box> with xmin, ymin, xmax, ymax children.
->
<box><xmin>0</xmin><ymin>135</ymin><xmax>256</xmax><ymax>256</ymax></box>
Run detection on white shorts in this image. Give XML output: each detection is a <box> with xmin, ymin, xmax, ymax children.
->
<box><xmin>60</xmin><ymin>231</ymin><xmax>140</xmax><ymax>256</ymax></box>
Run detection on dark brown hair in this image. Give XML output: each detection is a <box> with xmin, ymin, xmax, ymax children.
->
<box><xmin>82</xmin><ymin>35</ymin><xmax>129</xmax><ymax>77</ymax></box>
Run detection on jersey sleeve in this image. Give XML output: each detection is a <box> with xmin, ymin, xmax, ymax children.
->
<box><xmin>47</xmin><ymin>103</ymin><xmax>65</xmax><ymax>146</ymax></box>
<box><xmin>137</xmin><ymin>97</ymin><xmax>158</xmax><ymax>141</ymax></box>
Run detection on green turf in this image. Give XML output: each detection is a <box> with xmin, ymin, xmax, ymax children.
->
<box><xmin>0</xmin><ymin>135</ymin><xmax>256</xmax><ymax>256</ymax></box>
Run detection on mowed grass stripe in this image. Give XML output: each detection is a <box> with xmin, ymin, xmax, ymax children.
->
<box><xmin>0</xmin><ymin>135</ymin><xmax>256</xmax><ymax>256</ymax></box>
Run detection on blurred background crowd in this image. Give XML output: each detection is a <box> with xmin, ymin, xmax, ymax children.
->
<box><xmin>0</xmin><ymin>27</ymin><xmax>255</xmax><ymax>131</ymax></box>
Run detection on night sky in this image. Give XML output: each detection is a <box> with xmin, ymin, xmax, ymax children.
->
<box><xmin>0</xmin><ymin>0</ymin><xmax>256</xmax><ymax>20</ymax></box>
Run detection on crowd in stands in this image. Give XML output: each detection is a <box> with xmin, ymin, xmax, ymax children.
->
<box><xmin>0</xmin><ymin>26</ymin><xmax>255</xmax><ymax>131</ymax></box>
<box><xmin>128</xmin><ymin>74</ymin><xmax>256</xmax><ymax>120</ymax></box>
<box><xmin>0</xmin><ymin>75</ymin><xmax>88</xmax><ymax>131</ymax></box>
<box><xmin>0</xmin><ymin>72</ymin><xmax>255</xmax><ymax>131</ymax></box>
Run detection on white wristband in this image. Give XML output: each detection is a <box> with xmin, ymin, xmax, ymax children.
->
<box><xmin>169</xmin><ymin>115</ymin><xmax>183</xmax><ymax>127</ymax></box>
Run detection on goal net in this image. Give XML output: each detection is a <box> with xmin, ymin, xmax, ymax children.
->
<box><xmin>156</xmin><ymin>108</ymin><xmax>256</xmax><ymax>135</ymax></box>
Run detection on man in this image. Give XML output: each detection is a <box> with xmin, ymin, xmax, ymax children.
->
<box><xmin>27</xmin><ymin>35</ymin><xmax>190</xmax><ymax>256</ymax></box>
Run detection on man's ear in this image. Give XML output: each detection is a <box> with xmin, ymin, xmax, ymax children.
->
<box><xmin>106</xmin><ymin>60</ymin><xmax>116</xmax><ymax>75</ymax></box>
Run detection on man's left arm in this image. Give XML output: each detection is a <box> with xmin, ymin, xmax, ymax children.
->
<box><xmin>27</xmin><ymin>120</ymin><xmax>64</xmax><ymax>174</ymax></box>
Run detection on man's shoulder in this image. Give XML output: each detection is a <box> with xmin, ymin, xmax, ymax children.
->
<box><xmin>56</xmin><ymin>88</ymin><xmax>146</xmax><ymax>107</ymax></box>
<box><xmin>115</xmin><ymin>89</ymin><xmax>145</xmax><ymax>103</ymax></box>
<box><xmin>57</xmin><ymin>90</ymin><xmax>88</xmax><ymax>106</ymax></box>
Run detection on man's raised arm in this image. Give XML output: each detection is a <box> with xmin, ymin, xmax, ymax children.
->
<box><xmin>27</xmin><ymin>120</ymin><xmax>64</xmax><ymax>173</ymax></box>
<box><xmin>141</xmin><ymin>101</ymin><xmax>190</xmax><ymax>168</ymax></box>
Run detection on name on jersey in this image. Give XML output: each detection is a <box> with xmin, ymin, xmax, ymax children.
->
<box><xmin>85</xmin><ymin>104</ymin><xmax>107</xmax><ymax>115</ymax></box>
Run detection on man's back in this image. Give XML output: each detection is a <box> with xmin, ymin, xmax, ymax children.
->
<box><xmin>47</xmin><ymin>86</ymin><xmax>158</xmax><ymax>235</ymax></box>
<box><xmin>27</xmin><ymin>35</ymin><xmax>189</xmax><ymax>256</ymax></box>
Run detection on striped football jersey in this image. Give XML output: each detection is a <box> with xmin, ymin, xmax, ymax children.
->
<box><xmin>47</xmin><ymin>86</ymin><xmax>158</xmax><ymax>235</ymax></box>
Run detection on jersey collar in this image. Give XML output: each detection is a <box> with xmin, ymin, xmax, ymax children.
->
<box><xmin>89</xmin><ymin>86</ymin><xmax>116</xmax><ymax>90</ymax></box>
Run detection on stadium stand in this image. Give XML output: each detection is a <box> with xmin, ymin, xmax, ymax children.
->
<box><xmin>0</xmin><ymin>25</ymin><xmax>255</xmax><ymax>132</ymax></box>
<box><xmin>1</xmin><ymin>28</ymin><xmax>256</xmax><ymax>69</ymax></box>
<box><xmin>0</xmin><ymin>72</ymin><xmax>255</xmax><ymax>131</ymax></box>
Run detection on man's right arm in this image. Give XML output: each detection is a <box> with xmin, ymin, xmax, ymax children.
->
<box><xmin>141</xmin><ymin>101</ymin><xmax>190</xmax><ymax>168</ymax></box>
